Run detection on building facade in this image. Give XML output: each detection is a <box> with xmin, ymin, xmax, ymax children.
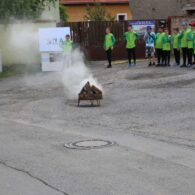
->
<box><xmin>129</xmin><ymin>0</ymin><xmax>195</xmax><ymax>20</ymax></box>
<box><xmin>60</xmin><ymin>0</ymin><xmax>132</xmax><ymax>22</ymax></box>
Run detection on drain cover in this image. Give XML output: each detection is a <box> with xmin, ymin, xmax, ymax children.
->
<box><xmin>64</xmin><ymin>139</ymin><xmax>116</xmax><ymax>150</ymax></box>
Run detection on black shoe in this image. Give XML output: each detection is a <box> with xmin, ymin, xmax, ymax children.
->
<box><xmin>153</xmin><ymin>62</ymin><xmax>156</xmax><ymax>66</ymax></box>
<box><xmin>106</xmin><ymin>65</ymin><xmax>112</xmax><ymax>68</ymax></box>
<box><xmin>148</xmin><ymin>62</ymin><xmax>152</xmax><ymax>66</ymax></box>
<box><xmin>187</xmin><ymin>64</ymin><xmax>192</xmax><ymax>68</ymax></box>
<box><xmin>180</xmin><ymin>64</ymin><xmax>187</xmax><ymax>68</ymax></box>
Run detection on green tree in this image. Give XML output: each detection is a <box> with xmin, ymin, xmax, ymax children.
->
<box><xmin>84</xmin><ymin>3</ymin><xmax>115</xmax><ymax>21</ymax></box>
<box><xmin>0</xmin><ymin>0</ymin><xmax>57</xmax><ymax>22</ymax></box>
<box><xmin>59</xmin><ymin>5</ymin><xmax>68</xmax><ymax>22</ymax></box>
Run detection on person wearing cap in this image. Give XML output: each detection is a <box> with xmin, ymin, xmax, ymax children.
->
<box><xmin>143</xmin><ymin>26</ymin><xmax>156</xmax><ymax>66</ymax></box>
<box><xmin>124</xmin><ymin>24</ymin><xmax>138</xmax><ymax>67</ymax></box>
<box><xmin>60</xmin><ymin>34</ymin><xmax>73</xmax><ymax>68</ymax></box>
<box><xmin>179</xmin><ymin>21</ymin><xmax>190</xmax><ymax>67</ymax></box>
<box><xmin>155</xmin><ymin>26</ymin><xmax>165</xmax><ymax>66</ymax></box>
<box><xmin>162</xmin><ymin>28</ymin><xmax>171</xmax><ymax>66</ymax></box>
<box><xmin>104</xmin><ymin>27</ymin><xmax>116</xmax><ymax>68</ymax></box>
<box><xmin>172</xmin><ymin>28</ymin><xmax>181</xmax><ymax>66</ymax></box>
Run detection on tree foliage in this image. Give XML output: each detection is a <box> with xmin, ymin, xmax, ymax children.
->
<box><xmin>84</xmin><ymin>3</ymin><xmax>115</xmax><ymax>21</ymax></box>
<box><xmin>0</xmin><ymin>0</ymin><xmax>57</xmax><ymax>22</ymax></box>
<box><xmin>59</xmin><ymin>5</ymin><xmax>68</xmax><ymax>22</ymax></box>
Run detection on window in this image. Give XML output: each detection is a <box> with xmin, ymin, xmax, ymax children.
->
<box><xmin>117</xmin><ymin>13</ymin><xmax>127</xmax><ymax>21</ymax></box>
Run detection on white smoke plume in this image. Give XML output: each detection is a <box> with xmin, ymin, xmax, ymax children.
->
<box><xmin>0</xmin><ymin>22</ymin><xmax>40</xmax><ymax>66</ymax></box>
<box><xmin>60</xmin><ymin>49</ymin><xmax>102</xmax><ymax>99</ymax></box>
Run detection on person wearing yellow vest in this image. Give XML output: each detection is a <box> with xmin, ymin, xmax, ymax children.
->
<box><xmin>124</xmin><ymin>25</ymin><xmax>138</xmax><ymax>67</ymax></box>
<box><xmin>172</xmin><ymin>28</ymin><xmax>181</xmax><ymax>66</ymax></box>
<box><xmin>179</xmin><ymin>22</ymin><xmax>190</xmax><ymax>67</ymax></box>
<box><xmin>104</xmin><ymin>27</ymin><xmax>116</xmax><ymax>68</ymax></box>
<box><xmin>162</xmin><ymin>28</ymin><xmax>171</xmax><ymax>66</ymax></box>
<box><xmin>60</xmin><ymin>34</ymin><xmax>73</xmax><ymax>68</ymax></box>
<box><xmin>155</xmin><ymin>26</ymin><xmax>165</xmax><ymax>66</ymax></box>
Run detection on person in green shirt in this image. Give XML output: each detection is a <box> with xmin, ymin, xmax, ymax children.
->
<box><xmin>155</xmin><ymin>26</ymin><xmax>165</xmax><ymax>66</ymax></box>
<box><xmin>187</xmin><ymin>24</ymin><xmax>194</xmax><ymax>66</ymax></box>
<box><xmin>60</xmin><ymin>34</ymin><xmax>73</xmax><ymax>68</ymax></box>
<box><xmin>190</xmin><ymin>21</ymin><xmax>195</xmax><ymax>69</ymax></box>
<box><xmin>124</xmin><ymin>24</ymin><xmax>138</xmax><ymax>67</ymax></box>
<box><xmin>179</xmin><ymin>21</ymin><xmax>190</xmax><ymax>67</ymax></box>
<box><xmin>172</xmin><ymin>28</ymin><xmax>181</xmax><ymax>66</ymax></box>
<box><xmin>162</xmin><ymin>28</ymin><xmax>171</xmax><ymax>66</ymax></box>
<box><xmin>104</xmin><ymin>27</ymin><xmax>116</xmax><ymax>68</ymax></box>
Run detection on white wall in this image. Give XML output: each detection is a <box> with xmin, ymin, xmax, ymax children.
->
<box><xmin>0</xmin><ymin>22</ymin><xmax>56</xmax><ymax>66</ymax></box>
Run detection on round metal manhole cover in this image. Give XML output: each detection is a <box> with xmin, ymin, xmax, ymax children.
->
<box><xmin>64</xmin><ymin>139</ymin><xmax>116</xmax><ymax>150</ymax></box>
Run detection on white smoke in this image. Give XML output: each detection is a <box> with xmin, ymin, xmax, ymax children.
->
<box><xmin>60</xmin><ymin>49</ymin><xmax>102</xmax><ymax>99</ymax></box>
<box><xmin>0</xmin><ymin>22</ymin><xmax>40</xmax><ymax>66</ymax></box>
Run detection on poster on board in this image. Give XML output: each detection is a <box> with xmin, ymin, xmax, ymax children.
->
<box><xmin>38</xmin><ymin>27</ymin><xmax>71</xmax><ymax>71</ymax></box>
<box><xmin>129</xmin><ymin>21</ymin><xmax>156</xmax><ymax>37</ymax></box>
<box><xmin>39</xmin><ymin>27</ymin><xmax>71</xmax><ymax>52</ymax></box>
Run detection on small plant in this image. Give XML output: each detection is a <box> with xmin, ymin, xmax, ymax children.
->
<box><xmin>84</xmin><ymin>3</ymin><xmax>115</xmax><ymax>21</ymax></box>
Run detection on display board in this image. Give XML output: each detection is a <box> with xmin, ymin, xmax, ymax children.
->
<box><xmin>129</xmin><ymin>20</ymin><xmax>156</xmax><ymax>37</ymax></box>
<box><xmin>38</xmin><ymin>27</ymin><xmax>71</xmax><ymax>71</ymax></box>
<box><xmin>39</xmin><ymin>27</ymin><xmax>71</xmax><ymax>52</ymax></box>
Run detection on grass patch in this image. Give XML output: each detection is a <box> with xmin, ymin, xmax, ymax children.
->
<box><xmin>0</xmin><ymin>64</ymin><xmax>41</xmax><ymax>79</ymax></box>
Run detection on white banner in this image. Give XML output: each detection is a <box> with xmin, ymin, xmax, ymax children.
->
<box><xmin>39</xmin><ymin>27</ymin><xmax>71</xmax><ymax>52</ymax></box>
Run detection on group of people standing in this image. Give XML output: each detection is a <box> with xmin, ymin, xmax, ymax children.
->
<box><xmin>103</xmin><ymin>21</ymin><xmax>195</xmax><ymax>69</ymax></box>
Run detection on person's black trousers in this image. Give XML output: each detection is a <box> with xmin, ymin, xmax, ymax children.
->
<box><xmin>162</xmin><ymin>50</ymin><xmax>171</xmax><ymax>66</ymax></box>
<box><xmin>174</xmin><ymin>49</ymin><xmax>180</xmax><ymax>65</ymax></box>
<box><xmin>106</xmin><ymin>49</ymin><xmax>112</xmax><ymax>66</ymax></box>
<box><xmin>194</xmin><ymin>54</ymin><xmax>195</xmax><ymax>64</ymax></box>
<box><xmin>182</xmin><ymin>47</ymin><xmax>188</xmax><ymax>66</ymax></box>
<box><xmin>187</xmin><ymin>48</ymin><xmax>194</xmax><ymax>65</ymax></box>
<box><xmin>127</xmin><ymin>48</ymin><xmax>136</xmax><ymax>64</ymax></box>
<box><xmin>156</xmin><ymin>49</ymin><xmax>163</xmax><ymax>65</ymax></box>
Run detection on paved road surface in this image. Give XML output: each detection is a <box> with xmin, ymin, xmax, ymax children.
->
<box><xmin>0</xmin><ymin>62</ymin><xmax>195</xmax><ymax>195</ymax></box>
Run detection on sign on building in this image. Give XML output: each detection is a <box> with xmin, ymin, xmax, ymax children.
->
<box><xmin>129</xmin><ymin>20</ymin><xmax>156</xmax><ymax>37</ymax></box>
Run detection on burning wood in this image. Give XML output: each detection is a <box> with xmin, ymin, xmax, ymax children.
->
<box><xmin>78</xmin><ymin>82</ymin><xmax>103</xmax><ymax>106</ymax></box>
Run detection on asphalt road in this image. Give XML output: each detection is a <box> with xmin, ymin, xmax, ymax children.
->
<box><xmin>0</xmin><ymin>62</ymin><xmax>195</xmax><ymax>195</ymax></box>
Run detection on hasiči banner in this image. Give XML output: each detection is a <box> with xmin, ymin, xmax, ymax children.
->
<box><xmin>129</xmin><ymin>20</ymin><xmax>156</xmax><ymax>37</ymax></box>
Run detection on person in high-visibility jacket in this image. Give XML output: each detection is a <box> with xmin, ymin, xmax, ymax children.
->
<box><xmin>60</xmin><ymin>34</ymin><xmax>73</xmax><ymax>68</ymax></box>
<box><xmin>104</xmin><ymin>27</ymin><xmax>116</xmax><ymax>68</ymax></box>
<box><xmin>124</xmin><ymin>24</ymin><xmax>138</xmax><ymax>67</ymax></box>
<box><xmin>172</xmin><ymin>28</ymin><xmax>181</xmax><ymax>66</ymax></box>
<box><xmin>155</xmin><ymin>26</ymin><xmax>165</xmax><ymax>66</ymax></box>
<box><xmin>179</xmin><ymin>22</ymin><xmax>191</xmax><ymax>67</ymax></box>
<box><xmin>190</xmin><ymin>21</ymin><xmax>195</xmax><ymax>69</ymax></box>
<box><xmin>187</xmin><ymin>24</ymin><xmax>194</xmax><ymax>67</ymax></box>
<box><xmin>162</xmin><ymin>28</ymin><xmax>171</xmax><ymax>66</ymax></box>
